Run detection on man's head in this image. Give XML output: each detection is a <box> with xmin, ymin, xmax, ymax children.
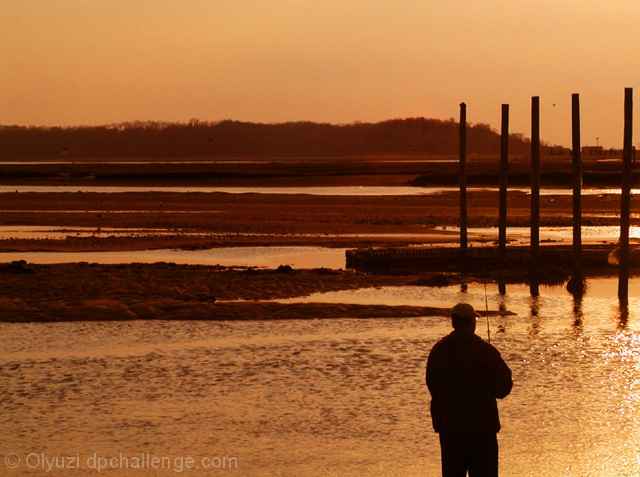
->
<box><xmin>451</xmin><ymin>303</ymin><xmax>478</xmax><ymax>331</ymax></box>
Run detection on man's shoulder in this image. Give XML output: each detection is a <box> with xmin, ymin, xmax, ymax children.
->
<box><xmin>429</xmin><ymin>332</ymin><xmax>502</xmax><ymax>355</ymax></box>
<box><xmin>471</xmin><ymin>335</ymin><xmax>503</xmax><ymax>354</ymax></box>
<box><xmin>428</xmin><ymin>334</ymin><xmax>451</xmax><ymax>360</ymax></box>
<box><xmin>430</xmin><ymin>332</ymin><xmax>457</xmax><ymax>351</ymax></box>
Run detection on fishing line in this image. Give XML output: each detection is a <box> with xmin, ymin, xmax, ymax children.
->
<box><xmin>492</xmin><ymin>246</ymin><xmax>529</xmax><ymax>282</ymax></box>
<box><xmin>481</xmin><ymin>236</ymin><xmax>491</xmax><ymax>343</ymax></box>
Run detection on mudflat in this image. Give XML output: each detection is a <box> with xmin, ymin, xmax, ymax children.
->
<box><xmin>0</xmin><ymin>262</ymin><xmax>457</xmax><ymax>322</ymax></box>
<box><xmin>0</xmin><ymin>154</ymin><xmax>632</xmax><ymax>321</ymax></box>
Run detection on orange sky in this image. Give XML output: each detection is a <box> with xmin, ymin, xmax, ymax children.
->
<box><xmin>2</xmin><ymin>0</ymin><xmax>639</xmax><ymax>148</ymax></box>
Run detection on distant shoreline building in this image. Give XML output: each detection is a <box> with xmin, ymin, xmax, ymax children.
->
<box><xmin>582</xmin><ymin>146</ymin><xmax>604</xmax><ymax>155</ymax></box>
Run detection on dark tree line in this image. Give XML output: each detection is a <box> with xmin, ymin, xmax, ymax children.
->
<box><xmin>0</xmin><ymin>118</ymin><xmax>546</xmax><ymax>159</ymax></box>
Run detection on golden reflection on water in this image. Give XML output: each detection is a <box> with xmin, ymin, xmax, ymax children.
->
<box><xmin>4</xmin><ymin>278</ymin><xmax>640</xmax><ymax>475</ymax></box>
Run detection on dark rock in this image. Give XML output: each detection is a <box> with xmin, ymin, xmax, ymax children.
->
<box><xmin>275</xmin><ymin>265</ymin><xmax>294</xmax><ymax>274</ymax></box>
<box><xmin>0</xmin><ymin>261</ymin><xmax>34</xmax><ymax>274</ymax></box>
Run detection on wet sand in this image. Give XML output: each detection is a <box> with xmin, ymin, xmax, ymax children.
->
<box><xmin>0</xmin><ymin>189</ymin><xmax>631</xmax><ymax>252</ymax></box>
<box><xmin>0</xmin><ymin>263</ymin><xmax>458</xmax><ymax>322</ymax></box>
<box><xmin>1</xmin><ymin>154</ymin><xmax>634</xmax><ymax>253</ymax></box>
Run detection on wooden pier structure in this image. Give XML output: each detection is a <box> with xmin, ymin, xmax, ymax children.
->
<box><xmin>345</xmin><ymin>243</ymin><xmax>639</xmax><ymax>277</ymax></box>
<box><xmin>346</xmin><ymin>89</ymin><xmax>635</xmax><ymax>294</ymax></box>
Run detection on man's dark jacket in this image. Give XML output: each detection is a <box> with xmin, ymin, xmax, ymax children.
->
<box><xmin>426</xmin><ymin>331</ymin><xmax>512</xmax><ymax>434</ymax></box>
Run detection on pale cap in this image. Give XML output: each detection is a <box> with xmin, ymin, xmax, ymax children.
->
<box><xmin>451</xmin><ymin>303</ymin><xmax>479</xmax><ymax>319</ymax></box>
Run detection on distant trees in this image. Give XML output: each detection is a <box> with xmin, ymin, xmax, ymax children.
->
<box><xmin>0</xmin><ymin>118</ymin><xmax>543</xmax><ymax>159</ymax></box>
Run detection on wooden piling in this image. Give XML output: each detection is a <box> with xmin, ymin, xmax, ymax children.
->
<box><xmin>567</xmin><ymin>93</ymin><xmax>586</xmax><ymax>296</ymax></box>
<box><xmin>571</xmin><ymin>94</ymin><xmax>582</xmax><ymax>269</ymax></box>
<box><xmin>530</xmin><ymin>97</ymin><xmax>540</xmax><ymax>296</ymax></box>
<box><xmin>619</xmin><ymin>88</ymin><xmax>633</xmax><ymax>300</ymax></box>
<box><xmin>499</xmin><ymin>105</ymin><xmax>509</xmax><ymax>257</ymax></box>
<box><xmin>459</xmin><ymin>103</ymin><xmax>468</xmax><ymax>251</ymax></box>
<box><xmin>498</xmin><ymin>104</ymin><xmax>509</xmax><ymax>295</ymax></box>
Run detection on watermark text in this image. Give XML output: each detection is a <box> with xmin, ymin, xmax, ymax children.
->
<box><xmin>4</xmin><ymin>452</ymin><xmax>238</xmax><ymax>473</ymax></box>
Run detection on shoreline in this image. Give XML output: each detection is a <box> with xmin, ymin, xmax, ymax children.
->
<box><xmin>0</xmin><ymin>263</ymin><xmax>461</xmax><ymax>323</ymax></box>
<box><xmin>0</xmin><ymin>261</ymin><xmax>622</xmax><ymax>323</ymax></box>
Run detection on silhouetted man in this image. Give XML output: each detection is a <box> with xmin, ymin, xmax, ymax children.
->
<box><xmin>426</xmin><ymin>303</ymin><xmax>512</xmax><ymax>477</ymax></box>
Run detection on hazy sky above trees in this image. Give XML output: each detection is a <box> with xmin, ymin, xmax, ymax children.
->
<box><xmin>2</xmin><ymin>0</ymin><xmax>639</xmax><ymax>148</ymax></box>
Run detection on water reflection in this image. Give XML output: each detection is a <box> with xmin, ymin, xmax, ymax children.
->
<box><xmin>618</xmin><ymin>298</ymin><xmax>629</xmax><ymax>330</ymax></box>
<box><xmin>1</xmin><ymin>224</ymin><xmax>633</xmax><ymax>245</ymax></box>
<box><xmin>572</xmin><ymin>296</ymin><xmax>583</xmax><ymax>332</ymax></box>
<box><xmin>0</xmin><ymin>160</ymin><xmax>265</xmax><ymax>165</ymax></box>
<box><xmin>528</xmin><ymin>296</ymin><xmax>541</xmax><ymax>335</ymax></box>
<box><xmin>497</xmin><ymin>295</ymin><xmax>508</xmax><ymax>319</ymax></box>
<box><xmin>0</xmin><ymin>225</ymin><xmax>454</xmax><ymax>241</ymax></box>
<box><xmin>1</xmin><ymin>185</ymin><xmax>637</xmax><ymax>196</ymax></box>
<box><xmin>0</xmin><ymin>246</ymin><xmax>347</xmax><ymax>269</ymax></box>
<box><xmin>1</xmin><ymin>185</ymin><xmax>453</xmax><ymax>195</ymax></box>
<box><xmin>278</xmin><ymin>277</ymin><xmax>640</xmax><ymax>335</ymax></box>
<box><xmin>442</xmin><ymin>225</ymin><xmax>640</xmax><ymax>242</ymax></box>
<box><xmin>4</xmin><ymin>280</ymin><xmax>640</xmax><ymax>475</ymax></box>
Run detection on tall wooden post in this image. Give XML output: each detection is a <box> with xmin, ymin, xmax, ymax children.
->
<box><xmin>459</xmin><ymin>103</ymin><xmax>468</xmax><ymax>252</ymax></box>
<box><xmin>530</xmin><ymin>97</ymin><xmax>540</xmax><ymax>297</ymax></box>
<box><xmin>619</xmin><ymin>88</ymin><xmax>633</xmax><ymax>301</ymax></box>
<box><xmin>567</xmin><ymin>93</ymin><xmax>586</xmax><ymax>296</ymax></box>
<box><xmin>498</xmin><ymin>104</ymin><xmax>509</xmax><ymax>295</ymax></box>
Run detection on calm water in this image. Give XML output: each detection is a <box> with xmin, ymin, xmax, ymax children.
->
<box><xmin>0</xmin><ymin>161</ymin><xmax>265</xmax><ymax>165</ymax></box>
<box><xmin>0</xmin><ymin>225</ymin><xmax>634</xmax><ymax>270</ymax></box>
<box><xmin>2</xmin><ymin>278</ymin><xmax>640</xmax><ymax>475</ymax></box>
<box><xmin>439</xmin><ymin>225</ymin><xmax>640</xmax><ymax>242</ymax></box>
<box><xmin>0</xmin><ymin>246</ymin><xmax>348</xmax><ymax>270</ymax></box>
<box><xmin>1</xmin><ymin>185</ymin><xmax>633</xmax><ymax>195</ymax></box>
<box><xmin>0</xmin><ymin>224</ymin><xmax>631</xmax><ymax>242</ymax></box>
<box><xmin>0</xmin><ymin>225</ymin><xmax>455</xmax><ymax>242</ymax></box>
<box><xmin>1</xmin><ymin>185</ymin><xmax>447</xmax><ymax>195</ymax></box>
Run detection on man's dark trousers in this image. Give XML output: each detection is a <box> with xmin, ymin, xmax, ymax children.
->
<box><xmin>439</xmin><ymin>431</ymin><xmax>498</xmax><ymax>477</ymax></box>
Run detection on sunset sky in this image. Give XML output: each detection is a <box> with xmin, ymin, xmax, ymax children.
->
<box><xmin>2</xmin><ymin>0</ymin><xmax>639</xmax><ymax>148</ymax></box>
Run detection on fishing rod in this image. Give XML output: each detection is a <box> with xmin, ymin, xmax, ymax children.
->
<box><xmin>481</xmin><ymin>236</ymin><xmax>491</xmax><ymax>343</ymax></box>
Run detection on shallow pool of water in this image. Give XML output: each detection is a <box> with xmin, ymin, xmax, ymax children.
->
<box><xmin>0</xmin><ymin>246</ymin><xmax>348</xmax><ymax>269</ymax></box>
<box><xmin>0</xmin><ymin>225</ymin><xmax>457</xmax><ymax>242</ymax></box>
<box><xmin>1</xmin><ymin>185</ymin><xmax>633</xmax><ymax>196</ymax></box>
<box><xmin>0</xmin><ymin>223</ymin><xmax>632</xmax><ymax>243</ymax></box>
<box><xmin>1</xmin><ymin>185</ymin><xmax>449</xmax><ymax>195</ymax></box>
<box><xmin>2</xmin><ymin>278</ymin><xmax>640</xmax><ymax>476</ymax></box>
<box><xmin>440</xmin><ymin>225</ymin><xmax>640</xmax><ymax>242</ymax></box>
<box><xmin>0</xmin><ymin>161</ymin><xmax>265</xmax><ymax>165</ymax></box>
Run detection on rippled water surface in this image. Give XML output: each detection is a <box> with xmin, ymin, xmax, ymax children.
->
<box><xmin>3</xmin><ymin>279</ymin><xmax>640</xmax><ymax>475</ymax></box>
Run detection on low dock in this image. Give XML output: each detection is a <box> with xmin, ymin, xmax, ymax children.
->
<box><xmin>345</xmin><ymin>243</ymin><xmax>639</xmax><ymax>275</ymax></box>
